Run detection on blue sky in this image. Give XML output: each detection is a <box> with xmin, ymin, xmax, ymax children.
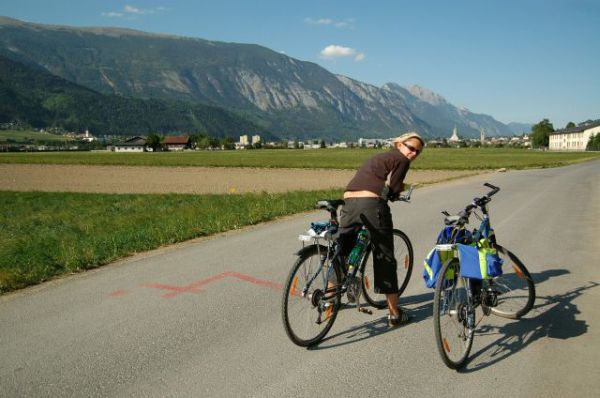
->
<box><xmin>1</xmin><ymin>0</ymin><xmax>599</xmax><ymax>128</ymax></box>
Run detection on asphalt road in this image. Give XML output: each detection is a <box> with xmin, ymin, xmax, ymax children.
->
<box><xmin>1</xmin><ymin>160</ymin><xmax>599</xmax><ymax>398</ymax></box>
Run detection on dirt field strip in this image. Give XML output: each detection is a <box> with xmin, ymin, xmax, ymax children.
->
<box><xmin>0</xmin><ymin>164</ymin><xmax>485</xmax><ymax>194</ymax></box>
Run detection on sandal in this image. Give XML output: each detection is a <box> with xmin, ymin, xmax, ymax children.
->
<box><xmin>388</xmin><ymin>310</ymin><xmax>411</xmax><ymax>327</ymax></box>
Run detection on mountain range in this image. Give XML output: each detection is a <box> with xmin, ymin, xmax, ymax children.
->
<box><xmin>0</xmin><ymin>16</ymin><xmax>529</xmax><ymax>140</ymax></box>
<box><xmin>0</xmin><ymin>54</ymin><xmax>269</xmax><ymax>138</ymax></box>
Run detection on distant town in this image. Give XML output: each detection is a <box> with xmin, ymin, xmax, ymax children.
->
<box><xmin>1</xmin><ymin>119</ymin><xmax>599</xmax><ymax>153</ymax></box>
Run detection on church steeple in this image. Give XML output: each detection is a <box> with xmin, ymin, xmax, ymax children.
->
<box><xmin>449</xmin><ymin>126</ymin><xmax>459</xmax><ymax>142</ymax></box>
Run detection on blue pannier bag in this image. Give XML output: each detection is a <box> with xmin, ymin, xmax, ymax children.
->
<box><xmin>456</xmin><ymin>240</ymin><xmax>503</xmax><ymax>280</ymax></box>
<box><xmin>423</xmin><ymin>227</ymin><xmax>472</xmax><ymax>288</ymax></box>
<box><xmin>423</xmin><ymin>247</ymin><xmax>452</xmax><ymax>288</ymax></box>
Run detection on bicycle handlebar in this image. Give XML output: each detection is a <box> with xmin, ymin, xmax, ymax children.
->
<box><xmin>396</xmin><ymin>184</ymin><xmax>415</xmax><ymax>202</ymax></box>
<box><xmin>443</xmin><ymin>183</ymin><xmax>500</xmax><ymax>226</ymax></box>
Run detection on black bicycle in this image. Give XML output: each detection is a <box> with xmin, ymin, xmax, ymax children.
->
<box><xmin>281</xmin><ymin>188</ymin><xmax>414</xmax><ymax>347</ymax></box>
<box><xmin>430</xmin><ymin>183</ymin><xmax>536</xmax><ymax>369</ymax></box>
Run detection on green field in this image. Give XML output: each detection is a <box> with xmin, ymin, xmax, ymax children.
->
<box><xmin>2</xmin><ymin>147</ymin><xmax>599</xmax><ymax>294</ymax></box>
<box><xmin>1</xmin><ymin>148</ymin><xmax>599</xmax><ymax>169</ymax></box>
<box><xmin>0</xmin><ymin>129</ymin><xmax>74</xmax><ymax>143</ymax></box>
<box><xmin>0</xmin><ymin>189</ymin><xmax>342</xmax><ymax>293</ymax></box>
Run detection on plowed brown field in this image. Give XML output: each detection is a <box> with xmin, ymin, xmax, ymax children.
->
<box><xmin>0</xmin><ymin>164</ymin><xmax>484</xmax><ymax>194</ymax></box>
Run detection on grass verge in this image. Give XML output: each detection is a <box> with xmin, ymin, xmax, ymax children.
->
<box><xmin>0</xmin><ymin>189</ymin><xmax>342</xmax><ymax>293</ymax></box>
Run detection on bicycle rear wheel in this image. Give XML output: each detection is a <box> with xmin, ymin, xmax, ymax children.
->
<box><xmin>281</xmin><ymin>245</ymin><xmax>342</xmax><ymax>347</ymax></box>
<box><xmin>488</xmin><ymin>245</ymin><xmax>536</xmax><ymax>319</ymax></box>
<box><xmin>361</xmin><ymin>229</ymin><xmax>413</xmax><ymax>309</ymax></box>
<box><xmin>433</xmin><ymin>259</ymin><xmax>474</xmax><ymax>369</ymax></box>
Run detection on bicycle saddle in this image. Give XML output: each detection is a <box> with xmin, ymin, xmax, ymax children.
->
<box><xmin>316</xmin><ymin>199</ymin><xmax>345</xmax><ymax>210</ymax></box>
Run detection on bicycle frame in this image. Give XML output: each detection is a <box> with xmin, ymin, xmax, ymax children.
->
<box><xmin>298</xmin><ymin>225</ymin><xmax>371</xmax><ymax>304</ymax></box>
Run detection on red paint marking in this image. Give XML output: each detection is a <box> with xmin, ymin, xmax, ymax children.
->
<box><xmin>110</xmin><ymin>289</ymin><xmax>129</xmax><ymax>297</ymax></box>
<box><xmin>226</xmin><ymin>272</ymin><xmax>283</xmax><ymax>291</ymax></box>
<box><xmin>142</xmin><ymin>271</ymin><xmax>282</xmax><ymax>298</ymax></box>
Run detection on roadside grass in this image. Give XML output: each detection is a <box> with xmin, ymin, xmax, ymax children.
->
<box><xmin>0</xmin><ymin>189</ymin><xmax>342</xmax><ymax>293</ymax></box>
<box><xmin>1</xmin><ymin>148</ymin><xmax>599</xmax><ymax>169</ymax></box>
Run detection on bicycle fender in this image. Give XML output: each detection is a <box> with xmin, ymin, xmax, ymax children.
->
<box><xmin>295</xmin><ymin>244</ymin><xmax>328</xmax><ymax>257</ymax></box>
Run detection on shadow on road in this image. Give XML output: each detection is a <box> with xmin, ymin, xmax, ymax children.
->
<box><xmin>459</xmin><ymin>269</ymin><xmax>596</xmax><ymax>372</ymax></box>
<box><xmin>307</xmin><ymin>292</ymin><xmax>434</xmax><ymax>350</ymax></box>
<box><xmin>308</xmin><ymin>268</ymin><xmax>594</xmax><ymax>357</ymax></box>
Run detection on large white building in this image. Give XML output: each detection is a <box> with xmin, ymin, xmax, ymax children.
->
<box><xmin>549</xmin><ymin>120</ymin><xmax>600</xmax><ymax>151</ymax></box>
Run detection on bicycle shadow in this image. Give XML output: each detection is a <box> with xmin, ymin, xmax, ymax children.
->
<box><xmin>307</xmin><ymin>292</ymin><xmax>434</xmax><ymax>351</ymax></box>
<box><xmin>459</xmin><ymin>275</ymin><xmax>596</xmax><ymax>372</ymax></box>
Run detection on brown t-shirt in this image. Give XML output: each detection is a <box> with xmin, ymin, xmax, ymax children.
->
<box><xmin>345</xmin><ymin>149</ymin><xmax>410</xmax><ymax>196</ymax></box>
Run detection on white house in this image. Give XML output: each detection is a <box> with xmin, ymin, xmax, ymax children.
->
<box><xmin>113</xmin><ymin>136</ymin><xmax>147</xmax><ymax>152</ymax></box>
<box><xmin>549</xmin><ymin>120</ymin><xmax>600</xmax><ymax>151</ymax></box>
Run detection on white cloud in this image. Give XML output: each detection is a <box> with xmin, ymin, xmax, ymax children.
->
<box><xmin>101</xmin><ymin>12</ymin><xmax>124</xmax><ymax>18</ymax></box>
<box><xmin>305</xmin><ymin>17</ymin><xmax>354</xmax><ymax>28</ymax></box>
<box><xmin>124</xmin><ymin>5</ymin><xmax>152</xmax><ymax>15</ymax></box>
<box><xmin>320</xmin><ymin>45</ymin><xmax>365</xmax><ymax>62</ymax></box>
<box><xmin>102</xmin><ymin>5</ymin><xmax>167</xmax><ymax>18</ymax></box>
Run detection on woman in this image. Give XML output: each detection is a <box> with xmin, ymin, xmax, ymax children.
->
<box><xmin>339</xmin><ymin>131</ymin><xmax>424</xmax><ymax>326</ymax></box>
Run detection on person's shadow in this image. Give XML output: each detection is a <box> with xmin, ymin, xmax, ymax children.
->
<box><xmin>307</xmin><ymin>291</ymin><xmax>433</xmax><ymax>350</ymax></box>
<box><xmin>309</xmin><ymin>268</ymin><xmax>594</xmax><ymax>363</ymax></box>
<box><xmin>458</xmin><ymin>270</ymin><xmax>595</xmax><ymax>372</ymax></box>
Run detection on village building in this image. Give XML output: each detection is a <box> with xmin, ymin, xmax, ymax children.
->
<box><xmin>239</xmin><ymin>135</ymin><xmax>250</xmax><ymax>146</ymax></box>
<box><xmin>549</xmin><ymin>120</ymin><xmax>600</xmax><ymax>151</ymax></box>
<box><xmin>358</xmin><ymin>138</ymin><xmax>392</xmax><ymax>148</ymax></box>
<box><xmin>236</xmin><ymin>134</ymin><xmax>261</xmax><ymax>149</ymax></box>
<box><xmin>448</xmin><ymin>126</ymin><xmax>460</xmax><ymax>143</ymax></box>
<box><xmin>113</xmin><ymin>136</ymin><xmax>147</xmax><ymax>152</ymax></box>
<box><xmin>163</xmin><ymin>135</ymin><xmax>192</xmax><ymax>151</ymax></box>
<box><xmin>76</xmin><ymin>129</ymin><xmax>97</xmax><ymax>142</ymax></box>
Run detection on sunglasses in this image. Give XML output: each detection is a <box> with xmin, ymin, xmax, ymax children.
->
<box><xmin>403</xmin><ymin>142</ymin><xmax>422</xmax><ymax>155</ymax></box>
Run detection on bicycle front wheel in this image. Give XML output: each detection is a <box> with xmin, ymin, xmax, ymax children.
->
<box><xmin>433</xmin><ymin>259</ymin><xmax>474</xmax><ymax>369</ymax></box>
<box><xmin>281</xmin><ymin>245</ymin><xmax>342</xmax><ymax>347</ymax></box>
<box><xmin>361</xmin><ymin>229</ymin><xmax>413</xmax><ymax>309</ymax></box>
<box><xmin>488</xmin><ymin>245</ymin><xmax>536</xmax><ymax>319</ymax></box>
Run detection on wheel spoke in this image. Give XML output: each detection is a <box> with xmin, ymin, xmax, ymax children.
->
<box><xmin>362</xmin><ymin>230</ymin><xmax>413</xmax><ymax>309</ymax></box>
<box><xmin>282</xmin><ymin>246</ymin><xmax>341</xmax><ymax>346</ymax></box>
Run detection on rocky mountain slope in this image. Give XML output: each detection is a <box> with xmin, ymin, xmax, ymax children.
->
<box><xmin>0</xmin><ymin>16</ymin><xmax>516</xmax><ymax>140</ymax></box>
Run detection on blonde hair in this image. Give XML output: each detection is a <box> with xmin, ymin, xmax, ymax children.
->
<box><xmin>392</xmin><ymin>131</ymin><xmax>424</xmax><ymax>148</ymax></box>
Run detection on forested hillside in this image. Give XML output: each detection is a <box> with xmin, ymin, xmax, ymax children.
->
<box><xmin>0</xmin><ymin>55</ymin><xmax>270</xmax><ymax>138</ymax></box>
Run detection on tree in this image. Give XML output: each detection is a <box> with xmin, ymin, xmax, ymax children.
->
<box><xmin>587</xmin><ymin>134</ymin><xmax>600</xmax><ymax>151</ymax></box>
<box><xmin>145</xmin><ymin>133</ymin><xmax>163</xmax><ymax>151</ymax></box>
<box><xmin>565</xmin><ymin>121</ymin><xmax>576</xmax><ymax>129</ymax></box>
<box><xmin>530</xmin><ymin>119</ymin><xmax>554</xmax><ymax>148</ymax></box>
<box><xmin>222</xmin><ymin>136</ymin><xmax>235</xmax><ymax>150</ymax></box>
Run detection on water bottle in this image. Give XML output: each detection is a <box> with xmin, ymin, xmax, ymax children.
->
<box><xmin>347</xmin><ymin>229</ymin><xmax>369</xmax><ymax>273</ymax></box>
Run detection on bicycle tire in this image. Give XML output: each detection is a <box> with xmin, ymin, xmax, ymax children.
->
<box><xmin>488</xmin><ymin>245</ymin><xmax>536</xmax><ymax>319</ymax></box>
<box><xmin>433</xmin><ymin>258</ymin><xmax>474</xmax><ymax>369</ymax></box>
<box><xmin>281</xmin><ymin>245</ymin><xmax>342</xmax><ymax>347</ymax></box>
<box><xmin>361</xmin><ymin>229</ymin><xmax>413</xmax><ymax>309</ymax></box>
